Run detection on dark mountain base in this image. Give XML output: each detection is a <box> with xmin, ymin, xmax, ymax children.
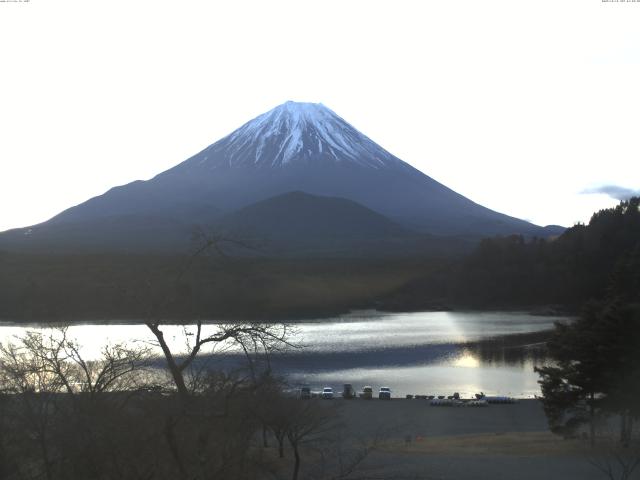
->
<box><xmin>2</xmin><ymin>198</ymin><xmax>635</xmax><ymax>323</ymax></box>
<box><xmin>0</xmin><ymin>252</ymin><xmax>443</xmax><ymax>322</ymax></box>
<box><xmin>0</xmin><ymin>191</ymin><xmax>482</xmax><ymax>257</ymax></box>
<box><xmin>0</xmin><ymin>248</ymin><xmax>583</xmax><ymax>323</ymax></box>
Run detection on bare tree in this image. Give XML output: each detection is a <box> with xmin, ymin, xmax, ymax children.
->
<box><xmin>254</xmin><ymin>380</ymin><xmax>292</xmax><ymax>458</ymax></box>
<box><xmin>0</xmin><ymin>338</ymin><xmax>64</xmax><ymax>480</ymax></box>
<box><xmin>142</xmin><ymin>232</ymin><xmax>295</xmax><ymax>401</ymax></box>
<box><xmin>15</xmin><ymin>328</ymin><xmax>149</xmax><ymax>399</ymax></box>
<box><xmin>146</xmin><ymin>319</ymin><xmax>292</xmax><ymax>401</ymax></box>
<box><xmin>284</xmin><ymin>400</ymin><xmax>341</xmax><ymax>480</ymax></box>
<box><xmin>0</xmin><ymin>328</ymin><xmax>150</xmax><ymax>480</ymax></box>
<box><xmin>587</xmin><ymin>427</ymin><xmax>640</xmax><ymax>480</ymax></box>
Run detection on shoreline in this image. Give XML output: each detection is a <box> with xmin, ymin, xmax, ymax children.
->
<box><xmin>0</xmin><ymin>307</ymin><xmax>573</xmax><ymax>326</ymax></box>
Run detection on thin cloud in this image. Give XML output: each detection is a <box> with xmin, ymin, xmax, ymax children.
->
<box><xmin>581</xmin><ymin>185</ymin><xmax>640</xmax><ymax>201</ymax></box>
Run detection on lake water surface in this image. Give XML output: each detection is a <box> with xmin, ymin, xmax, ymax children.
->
<box><xmin>0</xmin><ymin>310</ymin><xmax>568</xmax><ymax>398</ymax></box>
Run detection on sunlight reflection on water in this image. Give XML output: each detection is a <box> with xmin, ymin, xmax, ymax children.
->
<box><xmin>0</xmin><ymin>310</ymin><xmax>568</xmax><ymax>397</ymax></box>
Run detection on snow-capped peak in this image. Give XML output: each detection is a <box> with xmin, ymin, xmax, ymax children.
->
<box><xmin>191</xmin><ymin>101</ymin><xmax>406</xmax><ymax>169</ymax></box>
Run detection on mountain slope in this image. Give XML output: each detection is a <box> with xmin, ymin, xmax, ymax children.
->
<box><xmin>0</xmin><ymin>214</ymin><xmax>196</xmax><ymax>253</ymax></box>
<box><xmin>216</xmin><ymin>191</ymin><xmax>414</xmax><ymax>255</ymax></box>
<box><xmin>220</xmin><ymin>191</ymin><xmax>409</xmax><ymax>239</ymax></box>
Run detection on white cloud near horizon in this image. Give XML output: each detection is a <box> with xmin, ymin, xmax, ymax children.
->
<box><xmin>0</xmin><ymin>0</ymin><xmax>639</xmax><ymax>232</ymax></box>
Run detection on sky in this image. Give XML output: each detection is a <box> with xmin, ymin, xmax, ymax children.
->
<box><xmin>1</xmin><ymin>0</ymin><xmax>639</xmax><ymax>232</ymax></box>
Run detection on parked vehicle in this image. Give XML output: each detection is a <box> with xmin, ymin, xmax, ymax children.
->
<box><xmin>378</xmin><ymin>387</ymin><xmax>392</xmax><ymax>400</ymax></box>
<box><xmin>342</xmin><ymin>384</ymin><xmax>356</xmax><ymax>399</ymax></box>
<box><xmin>484</xmin><ymin>396</ymin><xmax>517</xmax><ymax>404</ymax></box>
<box><xmin>466</xmin><ymin>399</ymin><xmax>488</xmax><ymax>407</ymax></box>
<box><xmin>430</xmin><ymin>398</ymin><xmax>455</xmax><ymax>406</ymax></box>
<box><xmin>299</xmin><ymin>386</ymin><xmax>311</xmax><ymax>400</ymax></box>
<box><xmin>321</xmin><ymin>387</ymin><xmax>334</xmax><ymax>399</ymax></box>
<box><xmin>359</xmin><ymin>386</ymin><xmax>373</xmax><ymax>400</ymax></box>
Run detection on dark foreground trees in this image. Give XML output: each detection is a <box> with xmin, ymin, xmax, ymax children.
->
<box><xmin>535</xmin><ymin>238</ymin><xmax>640</xmax><ymax>445</ymax></box>
<box><xmin>0</xmin><ymin>328</ymin><xmax>383</xmax><ymax>480</ymax></box>
<box><xmin>535</xmin><ymin>202</ymin><xmax>640</xmax><ymax>480</ymax></box>
<box><xmin>536</xmin><ymin>302</ymin><xmax>640</xmax><ymax>444</ymax></box>
<box><xmin>0</xmin><ymin>329</ymin><xmax>152</xmax><ymax>480</ymax></box>
<box><xmin>536</xmin><ymin>199</ymin><xmax>640</xmax><ymax>468</ymax></box>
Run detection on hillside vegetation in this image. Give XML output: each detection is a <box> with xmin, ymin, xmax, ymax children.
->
<box><xmin>1</xmin><ymin>198</ymin><xmax>637</xmax><ymax>322</ymax></box>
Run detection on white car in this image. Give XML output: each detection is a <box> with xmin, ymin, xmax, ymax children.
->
<box><xmin>321</xmin><ymin>387</ymin><xmax>334</xmax><ymax>399</ymax></box>
<box><xmin>378</xmin><ymin>387</ymin><xmax>392</xmax><ymax>400</ymax></box>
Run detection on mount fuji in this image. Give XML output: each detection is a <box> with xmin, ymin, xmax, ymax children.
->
<box><xmin>0</xmin><ymin>101</ymin><xmax>562</xmax><ymax>254</ymax></box>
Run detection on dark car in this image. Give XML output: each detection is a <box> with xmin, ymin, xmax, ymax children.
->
<box><xmin>300</xmin><ymin>386</ymin><xmax>311</xmax><ymax>400</ymax></box>
<box><xmin>360</xmin><ymin>386</ymin><xmax>373</xmax><ymax>400</ymax></box>
<box><xmin>342</xmin><ymin>383</ymin><xmax>356</xmax><ymax>399</ymax></box>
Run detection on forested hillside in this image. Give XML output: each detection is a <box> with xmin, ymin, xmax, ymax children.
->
<box><xmin>384</xmin><ymin>198</ymin><xmax>640</xmax><ymax>311</ymax></box>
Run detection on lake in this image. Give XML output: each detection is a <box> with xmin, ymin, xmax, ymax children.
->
<box><xmin>0</xmin><ymin>310</ymin><xmax>568</xmax><ymax>398</ymax></box>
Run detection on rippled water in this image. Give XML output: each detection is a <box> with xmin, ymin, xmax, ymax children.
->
<box><xmin>294</xmin><ymin>310</ymin><xmax>561</xmax><ymax>350</ymax></box>
<box><xmin>277</xmin><ymin>310</ymin><xmax>565</xmax><ymax>398</ymax></box>
<box><xmin>0</xmin><ymin>310</ymin><xmax>568</xmax><ymax>398</ymax></box>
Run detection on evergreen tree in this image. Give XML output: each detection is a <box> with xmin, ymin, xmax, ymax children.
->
<box><xmin>536</xmin><ymin>303</ymin><xmax>611</xmax><ymax>445</ymax></box>
<box><xmin>536</xmin><ymin>287</ymin><xmax>640</xmax><ymax>445</ymax></box>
